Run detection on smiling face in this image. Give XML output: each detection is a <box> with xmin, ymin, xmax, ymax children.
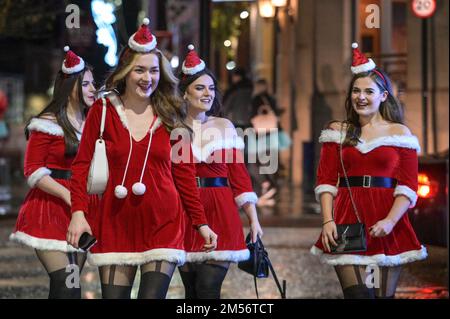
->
<box><xmin>185</xmin><ymin>74</ymin><xmax>215</xmax><ymax>113</ymax></box>
<box><xmin>125</xmin><ymin>53</ymin><xmax>160</xmax><ymax>99</ymax></box>
<box><xmin>81</xmin><ymin>70</ymin><xmax>96</xmax><ymax>107</ymax></box>
<box><xmin>351</xmin><ymin>76</ymin><xmax>388</xmax><ymax>118</ymax></box>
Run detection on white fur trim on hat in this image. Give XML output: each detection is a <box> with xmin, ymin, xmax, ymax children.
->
<box><xmin>310</xmin><ymin>245</ymin><xmax>427</xmax><ymax>266</ymax></box>
<box><xmin>394</xmin><ymin>185</ymin><xmax>418</xmax><ymax>208</ymax></box>
<box><xmin>191</xmin><ymin>136</ymin><xmax>245</xmax><ymax>162</ymax></box>
<box><xmin>61</xmin><ymin>58</ymin><xmax>85</xmax><ymax>74</ymax></box>
<box><xmin>182</xmin><ymin>60</ymin><xmax>206</xmax><ymax>75</ymax></box>
<box><xmin>186</xmin><ymin>249</ymin><xmax>250</xmax><ymax>263</ymax></box>
<box><xmin>128</xmin><ymin>34</ymin><xmax>157</xmax><ymax>53</ymax></box>
<box><xmin>350</xmin><ymin>58</ymin><xmax>376</xmax><ymax>74</ymax></box>
<box><xmin>235</xmin><ymin>192</ymin><xmax>258</xmax><ymax>207</ymax></box>
<box><xmin>27</xmin><ymin>167</ymin><xmax>52</xmax><ymax>188</ymax></box>
<box><xmin>87</xmin><ymin>248</ymin><xmax>186</xmax><ymax>266</ymax></box>
<box><xmin>314</xmin><ymin>184</ymin><xmax>338</xmax><ymax>202</ymax></box>
<box><xmin>27</xmin><ymin>118</ymin><xmax>64</xmax><ymax>136</ymax></box>
<box><xmin>106</xmin><ymin>92</ymin><xmax>162</xmax><ymax>132</ymax></box>
<box><xmin>9</xmin><ymin>232</ymin><xmax>83</xmax><ymax>252</ymax></box>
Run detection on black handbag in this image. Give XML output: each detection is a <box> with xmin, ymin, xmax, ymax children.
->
<box><xmin>330</xmin><ymin>126</ymin><xmax>367</xmax><ymax>253</ymax></box>
<box><xmin>238</xmin><ymin>234</ymin><xmax>286</xmax><ymax>299</ymax></box>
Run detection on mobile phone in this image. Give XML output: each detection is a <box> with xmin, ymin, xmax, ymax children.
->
<box><xmin>78</xmin><ymin>232</ymin><xmax>97</xmax><ymax>251</ymax></box>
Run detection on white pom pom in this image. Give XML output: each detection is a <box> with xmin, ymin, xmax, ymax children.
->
<box><xmin>188</xmin><ymin>44</ymin><xmax>194</xmax><ymax>51</ymax></box>
<box><xmin>114</xmin><ymin>185</ymin><xmax>128</xmax><ymax>199</ymax></box>
<box><xmin>352</xmin><ymin>42</ymin><xmax>358</xmax><ymax>49</ymax></box>
<box><xmin>143</xmin><ymin>18</ymin><xmax>150</xmax><ymax>25</ymax></box>
<box><xmin>64</xmin><ymin>46</ymin><xmax>70</xmax><ymax>52</ymax></box>
<box><xmin>132</xmin><ymin>182</ymin><xmax>146</xmax><ymax>196</ymax></box>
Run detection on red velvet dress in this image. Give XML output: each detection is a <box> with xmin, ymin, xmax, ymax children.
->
<box><xmin>310</xmin><ymin>129</ymin><xmax>427</xmax><ymax>266</ymax></box>
<box><xmin>10</xmin><ymin>118</ymin><xmax>98</xmax><ymax>252</ymax></box>
<box><xmin>183</xmin><ymin>132</ymin><xmax>258</xmax><ymax>263</ymax></box>
<box><xmin>70</xmin><ymin>93</ymin><xmax>208</xmax><ymax>266</ymax></box>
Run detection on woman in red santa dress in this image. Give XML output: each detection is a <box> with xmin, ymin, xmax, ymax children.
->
<box><xmin>310</xmin><ymin>43</ymin><xmax>427</xmax><ymax>299</ymax></box>
<box><xmin>10</xmin><ymin>47</ymin><xmax>97</xmax><ymax>298</ymax></box>
<box><xmin>175</xmin><ymin>45</ymin><xmax>263</xmax><ymax>299</ymax></box>
<box><xmin>67</xmin><ymin>19</ymin><xmax>217</xmax><ymax>299</ymax></box>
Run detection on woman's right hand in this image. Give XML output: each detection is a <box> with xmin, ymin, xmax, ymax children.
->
<box><xmin>67</xmin><ymin>211</ymin><xmax>92</xmax><ymax>249</ymax></box>
<box><xmin>197</xmin><ymin>225</ymin><xmax>218</xmax><ymax>252</ymax></box>
<box><xmin>321</xmin><ymin>221</ymin><xmax>338</xmax><ymax>252</ymax></box>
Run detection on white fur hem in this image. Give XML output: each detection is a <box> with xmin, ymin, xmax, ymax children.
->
<box><xmin>394</xmin><ymin>185</ymin><xmax>418</xmax><ymax>208</ymax></box>
<box><xmin>318</xmin><ymin>129</ymin><xmax>421</xmax><ymax>153</ymax></box>
<box><xmin>191</xmin><ymin>136</ymin><xmax>245</xmax><ymax>162</ymax></box>
<box><xmin>61</xmin><ymin>59</ymin><xmax>85</xmax><ymax>74</ymax></box>
<box><xmin>182</xmin><ymin>60</ymin><xmax>206</xmax><ymax>75</ymax></box>
<box><xmin>87</xmin><ymin>248</ymin><xmax>186</xmax><ymax>266</ymax></box>
<box><xmin>314</xmin><ymin>184</ymin><xmax>338</xmax><ymax>202</ymax></box>
<box><xmin>186</xmin><ymin>249</ymin><xmax>250</xmax><ymax>263</ymax></box>
<box><xmin>9</xmin><ymin>232</ymin><xmax>82</xmax><ymax>252</ymax></box>
<box><xmin>27</xmin><ymin>118</ymin><xmax>64</xmax><ymax>136</ymax></box>
<box><xmin>27</xmin><ymin>167</ymin><xmax>52</xmax><ymax>188</ymax></box>
<box><xmin>128</xmin><ymin>35</ymin><xmax>157</xmax><ymax>53</ymax></box>
<box><xmin>107</xmin><ymin>92</ymin><xmax>162</xmax><ymax>132</ymax></box>
<box><xmin>310</xmin><ymin>245</ymin><xmax>427</xmax><ymax>266</ymax></box>
<box><xmin>235</xmin><ymin>192</ymin><xmax>258</xmax><ymax>207</ymax></box>
<box><xmin>350</xmin><ymin>59</ymin><xmax>376</xmax><ymax>74</ymax></box>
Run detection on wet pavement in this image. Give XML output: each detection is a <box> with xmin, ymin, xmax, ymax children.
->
<box><xmin>0</xmin><ymin>181</ymin><xmax>448</xmax><ymax>299</ymax></box>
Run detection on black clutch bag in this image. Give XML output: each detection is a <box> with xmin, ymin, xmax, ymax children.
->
<box><xmin>331</xmin><ymin>223</ymin><xmax>367</xmax><ymax>253</ymax></box>
<box><xmin>78</xmin><ymin>232</ymin><xmax>97</xmax><ymax>251</ymax></box>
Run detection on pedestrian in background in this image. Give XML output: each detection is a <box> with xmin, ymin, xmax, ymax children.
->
<box><xmin>177</xmin><ymin>45</ymin><xmax>263</xmax><ymax>299</ymax></box>
<box><xmin>10</xmin><ymin>47</ymin><xmax>98</xmax><ymax>298</ymax></box>
<box><xmin>310</xmin><ymin>43</ymin><xmax>427</xmax><ymax>299</ymax></box>
<box><xmin>67</xmin><ymin>19</ymin><xmax>217</xmax><ymax>299</ymax></box>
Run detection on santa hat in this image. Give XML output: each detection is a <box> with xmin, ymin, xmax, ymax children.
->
<box><xmin>128</xmin><ymin>18</ymin><xmax>157</xmax><ymax>53</ymax></box>
<box><xmin>181</xmin><ymin>44</ymin><xmax>206</xmax><ymax>75</ymax></box>
<box><xmin>61</xmin><ymin>46</ymin><xmax>85</xmax><ymax>74</ymax></box>
<box><xmin>350</xmin><ymin>42</ymin><xmax>376</xmax><ymax>74</ymax></box>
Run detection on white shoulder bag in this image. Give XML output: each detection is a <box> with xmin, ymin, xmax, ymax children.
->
<box><xmin>87</xmin><ymin>98</ymin><xmax>109</xmax><ymax>194</ymax></box>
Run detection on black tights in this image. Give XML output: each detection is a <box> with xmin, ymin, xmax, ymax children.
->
<box><xmin>178</xmin><ymin>261</ymin><xmax>229</xmax><ymax>299</ymax></box>
<box><xmin>335</xmin><ymin>265</ymin><xmax>402</xmax><ymax>299</ymax></box>
<box><xmin>35</xmin><ymin>250</ymin><xmax>86</xmax><ymax>299</ymax></box>
<box><xmin>99</xmin><ymin>261</ymin><xmax>176</xmax><ymax>299</ymax></box>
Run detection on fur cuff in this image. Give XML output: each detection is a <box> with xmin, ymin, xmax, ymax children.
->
<box><xmin>186</xmin><ymin>249</ymin><xmax>250</xmax><ymax>263</ymax></box>
<box><xmin>310</xmin><ymin>245</ymin><xmax>427</xmax><ymax>267</ymax></box>
<box><xmin>27</xmin><ymin>118</ymin><xmax>64</xmax><ymax>136</ymax></box>
<box><xmin>27</xmin><ymin>167</ymin><xmax>52</xmax><ymax>188</ymax></box>
<box><xmin>319</xmin><ymin>129</ymin><xmax>345</xmax><ymax>144</ymax></box>
<box><xmin>9</xmin><ymin>232</ymin><xmax>82</xmax><ymax>252</ymax></box>
<box><xmin>314</xmin><ymin>184</ymin><xmax>338</xmax><ymax>202</ymax></box>
<box><xmin>235</xmin><ymin>192</ymin><xmax>258</xmax><ymax>207</ymax></box>
<box><xmin>87</xmin><ymin>248</ymin><xmax>186</xmax><ymax>266</ymax></box>
<box><xmin>394</xmin><ymin>185</ymin><xmax>418</xmax><ymax>208</ymax></box>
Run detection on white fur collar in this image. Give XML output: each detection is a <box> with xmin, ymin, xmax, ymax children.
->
<box><xmin>319</xmin><ymin>129</ymin><xmax>421</xmax><ymax>153</ymax></box>
<box><xmin>27</xmin><ymin>118</ymin><xmax>64</xmax><ymax>137</ymax></box>
<box><xmin>106</xmin><ymin>92</ymin><xmax>162</xmax><ymax>134</ymax></box>
<box><xmin>191</xmin><ymin>136</ymin><xmax>245</xmax><ymax>162</ymax></box>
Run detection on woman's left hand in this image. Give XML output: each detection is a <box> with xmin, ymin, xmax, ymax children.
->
<box><xmin>250</xmin><ymin>221</ymin><xmax>264</xmax><ymax>243</ymax></box>
<box><xmin>369</xmin><ymin>218</ymin><xmax>395</xmax><ymax>237</ymax></box>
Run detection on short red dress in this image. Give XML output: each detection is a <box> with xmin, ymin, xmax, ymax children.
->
<box><xmin>183</xmin><ymin>128</ymin><xmax>258</xmax><ymax>263</ymax></box>
<box><xmin>70</xmin><ymin>93</ymin><xmax>208</xmax><ymax>266</ymax></box>
<box><xmin>310</xmin><ymin>128</ymin><xmax>427</xmax><ymax>266</ymax></box>
<box><xmin>10</xmin><ymin>118</ymin><xmax>98</xmax><ymax>252</ymax></box>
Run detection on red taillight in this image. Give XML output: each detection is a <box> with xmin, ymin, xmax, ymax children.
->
<box><xmin>417</xmin><ymin>173</ymin><xmax>438</xmax><ymax>198</ymax></box>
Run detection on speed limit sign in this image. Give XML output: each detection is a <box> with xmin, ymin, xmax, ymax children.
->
<box><xmin>411</xmin><ymin>0</ymin><xmax>436</xmax><ymax>18</ymax></box>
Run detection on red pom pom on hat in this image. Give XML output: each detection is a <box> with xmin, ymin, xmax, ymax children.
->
<box><xmin>350</xmin><ymin>42</ymin><xmax>376</xmax><ymax>74</ymax></box>
<box><xmin>62</xmin><ymin>46</ymin><xmax>85</xmax><ymax>74</ymax></box>
<box><xmin>128</xmin><ymin>18</ymin><xmax>157</xmax><ymax>52</ymax></box>
<box><xmin>181</xmin><ymin>44</ymin><xmax>206</xmax><ymax>75</ymax></box>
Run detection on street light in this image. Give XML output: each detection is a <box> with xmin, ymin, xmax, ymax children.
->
<box><xmin>258</xmin><ymin>0</ymin><xmax>275</xmax><ymax>18</ymax></box>
<box><xmin>271</xmin><ymin>0</ymin><xmax>287</xmax><ymax>7</ymax></box>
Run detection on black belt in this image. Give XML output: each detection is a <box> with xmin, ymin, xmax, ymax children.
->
<box><xmin>339</xmin><ymin>176</ymin><xmax>397</xmax><ymax>188</ymax></box>
<box><xmin>196</xmin><ymin>177</ymin><xmax>228</xmax><ymax>188</ymax></box>
<box><xmin>50</xmin><ymin>169</ymin><xmax>72</xmax><ymax>180</ymax></box>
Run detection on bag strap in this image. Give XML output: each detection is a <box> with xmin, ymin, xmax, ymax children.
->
<box><xmin>99</xmin><ymin>98</ymin><xmax>107</xmax><ymax>140</ymax></box>
<box><xmin>338</xmin><ymin>125</ymin><xmax>361</xmax><ymax>223</ymax></box>
<box><xmin>266</xmin><ymin>256</ymin><xmax>287</xmax><ymax>299</ymax></box>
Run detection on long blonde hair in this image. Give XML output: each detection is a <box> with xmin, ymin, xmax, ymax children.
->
<box><xmin>104</xmin><ymin>47</ymin><xmax>190</xmax><ymax>132</ymax></box>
